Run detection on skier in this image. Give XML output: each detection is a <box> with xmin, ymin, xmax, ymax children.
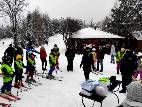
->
<box><xmin>4</xmin><ymin>44</ymin><xmax>15</xmax><ymax>65</ymax></box>
<box><xmin>0</xmin><ymin>55</ymin><xmax>15</xmax><ymax>94</ymax></box>
<box><xmin>13</xmin><ymin>54</ymin><xmax>25</xmax><ymax>88</ymax></box>
<box><xmin>115</xmin><ymin>48</ymin><xmax>125</xmax><ymax>74</ymax></box>
<box><xmin>53</xmin><ymin>44</ymin><xmax>60</xmax><ymax>69</ymax></box>
<box><xmin>119</xmin><ymin>49</ymin><xmax>138</xmax><ymax>93</ymax></box>
<box><xmin>25</xmin><ymin>53</ymin><xmax>36</xmax><ymax>83</ymax></box>
<box><xmin>110</xmin><ymin>44</ymin><xmax>116</xmax><ymax>64</ymax></box>
<box><xmin>40</xmin><ymin>46</ymin><xmax>47</xmax><ymax>71</ymax></box>
<box><xmin>46</xmin><ymin>49</ymin><xmax>56</xmax><ymax>79</ymax></box>
<box><xmin>80</xmin><ymin>47</ymin><xmax>95</xmax><ymax>81</ymax></box>
<box><xmin>96</xmin><ymin>45</ymin><xmax>105</xmax><ymax>72</ymax></box>
<box><xmin>65</xmin><ymin>47</ymin><xmax>75</xmax><ymax>72</ymax></box>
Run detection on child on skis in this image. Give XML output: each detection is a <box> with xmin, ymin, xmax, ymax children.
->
<box><xmin>14</xmin><ymin>54</ymin><xmax>25</xmax><ymax>88</ymax></box>
<box><xmin>0</xmin><ymin>55</ymin><xmax>15</xmax><ymax>94</ymax></box>
<box><xmin>53</xmin><ymin>44</ymin><xmax>60</xmax><ymax>69</ymax></box>
<box><xmin>46</xmin><ymin>49</ymin><xmax>56</xmax><ymax>79</ymax></box>
<box><xmin>40</xmin><ymin>46</ymin><xmax>47</xmax><ymax>71</ymax></box>
<box><xmin>25</xmin><ymin>53</ymin><xmax>36</xmax><ymax>83</ymax></box>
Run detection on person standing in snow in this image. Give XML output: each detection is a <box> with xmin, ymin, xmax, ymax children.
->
<box><xmin>115</xmin><ymin>48</ymin><xmax>125</xmax><ymax>74</ymax></box>
<box><xmin>110</xmin><ymin>44</ymin><xmax>116</xmax><ymax>64</ymax></box>
<box><xmin>14</xmin><ymin>54</ymin><xmax>25</xmax><ymax>88</ymax></box>
<box><xmin>40</xmin><ymin>46</ymin><xmax>47</xmax><ymax>71</ymax></box>
<box><xmin>0</xmin><ymin>55</ymin><xmax>15</xmax><ymax>94</ymax></box>
<box><xmin>53</xmin><ymin>44</ymin><xmax>60</xmax><ymax>69</ymax></box>
<box><xmin>25</xmin><ymin>53</ymin><xmax>36</xmax><ymax>83</ymax></box>
<box><xmin>80</xmin><ymin>47</ymin><xmax>95</xmax><ymax>81</ymax></box>
<box><xmin>96</xmin><ymin>45</ymin><xmax>105</xmax><ymax>72</ymax></box>
<box><xmin>65</xmin><ymin>47</ymin><xmax>75</xmax><ymax>72</ymax></box>
<box><xmin>119</xmin><ymin>49</ymin><xmax>138</xmax><ymax>93</ymax></box>
<box><xmin>91</xmin><ymin>48</ymin><xmax>97</xmax><ymax>69</ymax></box>
<box><xmin>4</xmin><ymin>44</ymin><xmax>15</xmax><ymax>65</ymax></box>
<box><xmin>133</xmin><ymin>55</ymin><xmax>142</xmax><ymax>82</ymax></box>
<box><xmin>46</xmin><ymin>49</ymin><xmax>56</xmax><ymax>78</ymax></box>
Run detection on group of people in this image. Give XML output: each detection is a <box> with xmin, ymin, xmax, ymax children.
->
<box><xmin>0</xmin><ymin>43</ymin><xmax>60</xmax><ymax>95</ymax></box>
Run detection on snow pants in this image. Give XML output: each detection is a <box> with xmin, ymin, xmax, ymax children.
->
<box><xmin>1</xmin><ymin>81</ymin><xmax>12</xmax><ymax>93</ymax></box>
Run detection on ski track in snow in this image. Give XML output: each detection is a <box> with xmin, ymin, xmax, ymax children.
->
<box><xmin>0</xmin><ymin>34</ymin><xmax>127</xmax><ymax>107</ymax></box>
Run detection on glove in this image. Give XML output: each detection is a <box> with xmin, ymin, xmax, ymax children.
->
<box><xmin>92</xmin><ymin>66</ymin><xmax>96</xmax><ymax>71</ymax></box>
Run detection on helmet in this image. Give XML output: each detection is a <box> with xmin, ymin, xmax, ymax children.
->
<box><xmin>16</xmin><ymin>54</ymin><xmax>22</xmax><ymax>60</ymax></box>
<box><xmin>95</xmin><ymin>86</ymin><xmax>107</xmax><ymax>97</ymax></box>
<box><xmin>2</xmin><ymin>55</ymin><xmax>11</xmax><ymax>63</ymax></box>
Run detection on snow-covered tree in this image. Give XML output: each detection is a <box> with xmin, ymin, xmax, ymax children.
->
<box><xmin>0</xmin><ymin>0</ymin><xmax>28</xmax><ymax>47</ymax></box>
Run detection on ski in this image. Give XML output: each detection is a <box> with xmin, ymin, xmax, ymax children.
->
<box><xmin>0</xmin><ymin>103</ymin><xmax>11</xmax><ymax>107</ymax></box>
<box><xmin>5</xmin><ymin>93</ymin><xmax>21</xmax><ymax>100</ymax></box>
<box><xmin>0</xmin><ymin>93</ymin><xmax>17</xmax><ymax>102</ymax></box>
<box><xmin>46</xmin><ymin>75</ymin><xmax>63</xmax><ymax>81</ymax></box>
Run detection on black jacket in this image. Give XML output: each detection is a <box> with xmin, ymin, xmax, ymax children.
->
<box><xmin>80</xmin><ymin>52</ymin><xmax>94</xmax><ymax>71</ymax></box>
<box><xmin>120</xmin><ymin>51</ymin><xmax>138</xmax><ymax>75</ymax></box>
<box><xmin>4</xmin><ymin>46</ymin><xmax>15</xmax><ymax>58</ymax></box>
<box><xmin>65</xmin><ymin>48</ymin><xmax>75</xmax><ymax>61</ymax></box>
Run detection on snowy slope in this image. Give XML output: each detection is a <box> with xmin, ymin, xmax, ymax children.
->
<box><xmin>0</xmin><ymin>34</ymin><xmax>126</xmax><ymax>107</ymax></box>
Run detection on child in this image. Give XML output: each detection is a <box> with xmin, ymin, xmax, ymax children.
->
<box><xmin>40</xmin><ymin>46</ymin><xmax>47</xmax><ymax>71</ymax></box>
<box><xmin>25</xmin><ymin>53</ymin><xmax>36</xmax><ymax>83</ymax></box>
<box><xmin>0</xmin><ymin>55</ymin><xmax>14</xmax><ymax>94</ymax></box>
<box><xmin>133</xmin><ymin>56</ymin><xmax>142</xmax><ymax>82</ymax></box>
<box><xmin>53</xmin><ymin>44</ymin><xmax>60</xmax><ymax>69</ymax></box>
<box><xmin>46</xmin><ymin>49</ymin><xmax>56</xmax><ymax>79</ymax></box>
<box><xmin>14</xmin><ymin>54</ymin><xmax>25</xmax><ymax>88</ymax></box>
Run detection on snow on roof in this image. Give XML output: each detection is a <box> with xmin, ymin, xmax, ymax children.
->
<box><xmin>72</xmin><ymin>28</ymin><xmax>124</xmax><ymax>39</ymax></box>
<box><xmin>133</xmin><ymin>31</ymin><xmax>142</xmax><ymax>40</ymax></box>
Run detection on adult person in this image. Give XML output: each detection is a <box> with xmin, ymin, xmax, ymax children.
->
<box><xmin>65</xmin><ymin>47</ymin><xmax>75</xmax><ymax>72</ymax></box>
<box><xmin>119</xmin><ymin>49</ymin><xmax>138</xmax><ymax>93</ymax></box>
<box><xmin>80</xmin><ymin>47</ymin><xmax>95</xmax><ymax>81</ymax></box>
<box><xmin>116</xmin><ymin>48</ymin><xmax>125</xmax><ymax>74</ymax></box>
<box><xmin>4</xmin><ymin>44</ymin><xmax>15</xmax><ymax>65</ymax></box>
<box><xmin>96</xmin><ymin>45</ymin><xmax>105</xmax><ymax>72</ymax></box>
<box><xmin>110</xmin><ymin>44</ymin><xmax>116</xmax><ymax>64</ymax></box>
<box><xmin>40</xmin><ymin>46</ymin><xmax>47</xmax><ymax>71</ymax></box>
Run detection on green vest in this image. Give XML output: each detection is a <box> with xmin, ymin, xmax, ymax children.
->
<box><xmin>116</xmin><ymin>51</ymin><xmax>124</xmax><ymax>62</ymax></box>
<box><xmin>1</xmin><ymin>64</ymin><xmax>14</xmax><ymax>83</ymax></box>
<box><xmin>49</xmin><ymin>53</ymin><xmax>56</xmax><ymax>66</ymax></box>
<box><xmin>28</xmin><ymin>58</ymin><xmax>35</xmax><ymax>65</ymax></box>
<box><xmin>15</xmin><ymin>60</ymin><xmax>23</xmax><ymax>70</ymax></box>
<box><xmin>99</xmin><ymin>77</ymin><xmax>110</xmax><ymax>82</ymax></box>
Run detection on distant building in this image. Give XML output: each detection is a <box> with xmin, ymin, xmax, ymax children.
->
<box><xmin>67</xmin><ymin>28</ymin><xmax>124</xmax><ymax>54</ymax></box>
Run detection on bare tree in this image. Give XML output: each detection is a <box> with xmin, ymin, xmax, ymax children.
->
<box><xmin>0</xmin><ymin>0</ymin><xmax>28</xmax><ymax>47</ymax></box>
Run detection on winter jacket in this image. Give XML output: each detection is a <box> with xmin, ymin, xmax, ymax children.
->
<box><xmin>80</xmin><ymin>52</ymin><xmax>94</xmax><ymax>71</ymax></box>
<box><xmin>120</xmin><ymin>51</ymin><xmax>138</xmax><ymax>75</ymax></box>
<box><xmin>4</xmin><ymin>46</ymin><xmax>15</xmax><ymax>58</ymax></box>
<box><xmin>65</xmin><ymin>48</ymin><xmax>75</xmax><ymax>61</ymax></box>
<box><xmin>49</xmin><ymin>52</ymin><xmax>56</xmax><ymax>67</ymax></box>
<box><xmin>121</xmin><ymin>81</ymin><xmax>142</xmax><ymax>107</ymax></box>
<box><xmin>110</xmin><ymin>45</ymin><xmax>115</xmax><ymax>55</ymax></box>
<box><xmin>40</xmin><ymin>48</ymin><xmax>47</xmax><ymax>59</ymax></box>
<box><xmin>27</xmin><ymin>58</ymin><xmax>36</xmax><ymax>67</ymax></box>
<box><xmin>96</xmin><ymin>48</ymin><xmax>105</xmax><ymax>59</ymax></box>
<box><xmin>116</xmin><ymin>51</ymin><xmax>124</xmax><ymax>62</ymax></box>
<box><xmin>1</xmin><ymin>64</ymin><xmax>14</xmax><ymax>83</ymax></box>
<box><xmin>14</xmin><ymin>60</ymin><xmax>24</xmax><ymax>73</ymax></box>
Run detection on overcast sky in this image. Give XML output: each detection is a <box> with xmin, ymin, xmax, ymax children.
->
<box><xmin>28</xmin><ymin>0</ymin><xmax>116</xmax><ymax>23</ymax></box>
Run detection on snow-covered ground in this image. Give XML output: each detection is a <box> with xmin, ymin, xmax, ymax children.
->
<box><xmin>0</xmin><ymin>34</ymin><xmax>126</xmax><ymax>107</ymax></box>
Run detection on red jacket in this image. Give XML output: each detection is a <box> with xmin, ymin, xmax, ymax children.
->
<box><xmin>40</xmin><ymin>49</ymin><xmax>47</xmax><ymax>59</ymax></box>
